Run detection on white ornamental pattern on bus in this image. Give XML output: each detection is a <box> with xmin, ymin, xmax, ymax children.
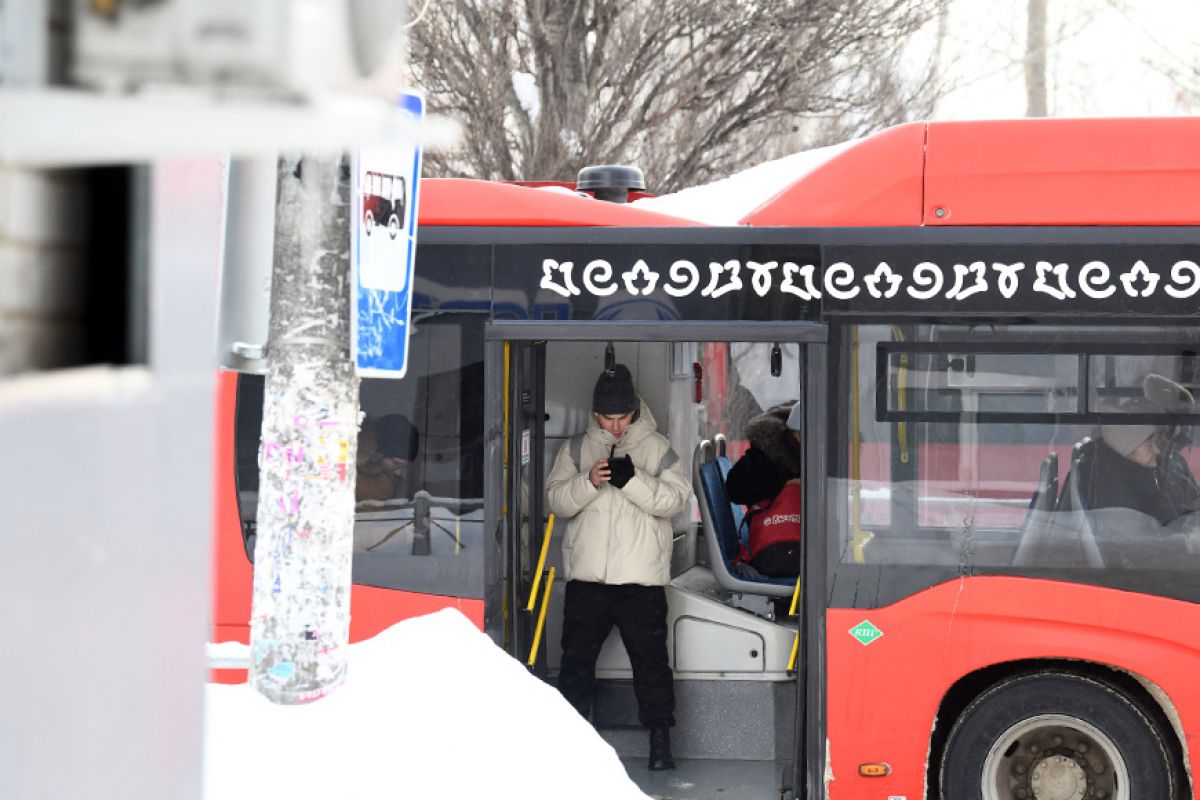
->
<box><xmin>538</xmin><ymin>258</ymin><xmax>1200</xmax><ymax>301</ymax></box>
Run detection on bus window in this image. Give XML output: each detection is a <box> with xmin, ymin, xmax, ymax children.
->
<box><xmin>234</xmin><ymin>312</ymin><xmax>486</xmax><ymax>598</ymax></box>
<box><xmin>1088</xmin><ymin>353</ymin><xmax>1200</xmax><ymax>412</ymax></box>
<box><xmin>833</xmin><ymin>324</ymin><xmax>1200</xmax><ymax>606</ymax></box>
<box><xmin>702</xmin><ymin>341</ymin><xmax>803</xmax><ymax>451</ymax></box>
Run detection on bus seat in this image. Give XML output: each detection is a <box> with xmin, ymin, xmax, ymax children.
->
<box><xmin>692</xmin><ymin>443</ymin><xmax>795</xmax><ymax>598</ymax></box>
<box><xmin>713</xmin><ymin>432</ymin><xmax>743</xmax><ymax>547</ymax></box>
<box><xmin>1009</xmin><ymin>452</ymin><xmax>1059</xmax><ymax>566</ymax></box>
<box><xmin>714</xmin><ymin>454</ymin><xmax>747</xmax><ymax>547</ymax></box>
<box><xmin>1043</xmin><ymin>452</ymin><xmax>1060</xmax><ymax>508</ymax></box>
<box><xmin>1050</xmin><ymin>439</ymin><xmax>1106</xmax><ymax>568</ymax></box>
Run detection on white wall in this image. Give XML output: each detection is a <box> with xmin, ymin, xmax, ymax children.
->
<box><xmin>0</xmin><ymin>160</ymin><xmax>219</xmax><ymax>800</ymax></box>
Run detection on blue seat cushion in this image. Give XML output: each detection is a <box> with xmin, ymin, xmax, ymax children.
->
<box><xmin>715</xmin><ymin>456</ymin><xmax>747</xmax><ymax>546</ymax></box>
<box><xmin>699</xmin><ymin>460</ymin><xmax>741</xmax><ymax>565</ymax></box>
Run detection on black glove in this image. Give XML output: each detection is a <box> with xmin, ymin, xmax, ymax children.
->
<box><xmin>607</xmin><ymin>454</ymin><xmax>635</xmax><ymax>488</ymax></box>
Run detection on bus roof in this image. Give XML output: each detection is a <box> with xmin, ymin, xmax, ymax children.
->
<box><xmin>420</xmin><ymin>117</ymin><xmax>1200</xmax><ymax>228</ymax></box>
<box><xmin>418</xmin><ymin>178</ymin><xmax>703</xmax><ymax>227</ymax></box>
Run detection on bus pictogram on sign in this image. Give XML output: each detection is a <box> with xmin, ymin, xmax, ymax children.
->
<box><xmin>361</xmin><ymin>170</ymin><xmax>407</xmax><ymax>240</ymax></box>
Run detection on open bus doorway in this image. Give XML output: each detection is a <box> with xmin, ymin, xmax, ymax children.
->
<box><xmin>487</xmin><ymin>325</ymin><xmax>825</xmax><ymax>799</ymax></box>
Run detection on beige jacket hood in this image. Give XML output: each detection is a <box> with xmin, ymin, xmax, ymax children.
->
<box><xmin>545</xmin><ymin>401</ymin><xmax>691</xmax><ymax>586</ymax></box>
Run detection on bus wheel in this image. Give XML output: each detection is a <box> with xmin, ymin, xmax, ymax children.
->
<box><xmin>940</xmin><ymin>672</ymin><xmax>1178</xmax><ymax>800</ymax></box>
<box><xmin>388</xmin><ymin>213</ymin><xmax>400</xmax><ymax>238</ymax></box>
<box><xmin>364</xmin><ymin>210</ymin><xmax>374</xmax><ymax>234</ymax></box>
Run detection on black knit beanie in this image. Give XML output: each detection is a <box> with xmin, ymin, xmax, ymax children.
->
<box><xmin>592</xmin><ymin>364</ymin><xmax>637</xmax><ymax>414</ymax></box>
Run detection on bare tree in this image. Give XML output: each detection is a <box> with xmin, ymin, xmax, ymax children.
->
<box><xmin>1104</xmin><ymin>0</ymin><xmax>1200</xmax><ymax>113</ymax></box>
<box><xmin>797</xmin><ymin>0</ymin><xmax>950</xmax><ymax>151</ymax></box>
<box><xmin>1165</xmin><ymin>62</ymin><xmax>1200</xmax><ymax>110</ymax></box>
<box><xmin>1025</xmin><ymin>0</ymin><xmax>1049</xmax><ymax>115</ymax></box>
<box><xmin>411</xmin><ymin>0</ymin><xmax>945</xmax><ymax>191</ymax></box>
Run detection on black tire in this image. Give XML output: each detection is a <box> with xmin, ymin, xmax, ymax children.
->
<box><xmin>387</xmin><ymin>213</ymin><xmax>400</xmax><ymax>238</ymax></box>
<box><xmin>364</xmin><ymin>209</ymin><xmax>374</xmax><ymax>234</ymax></box>
<box><xmin>940</xmin><ymin>671</ymin><xmax>1178</xmax><ymax>800</ymax></box>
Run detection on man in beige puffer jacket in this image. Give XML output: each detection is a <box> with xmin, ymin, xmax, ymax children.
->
<box><xmin>547</xmin><ymin>364</ymin><xmax>691</xmax><ymax>771</ymax></box>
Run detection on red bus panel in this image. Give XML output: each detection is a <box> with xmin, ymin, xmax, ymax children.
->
<box><xmin>923</xmin><ymin>117</ymin><xmax>1200</xmax><ymax>226</ymax></box>
<box><xmin>739</xmin><ymin>122</ymin><xmax>927</xmax><ymax>227</ymax></box>
<box><xmin>827</xmin><ymin>577</ymin><xmax>1200</xmax><ymax>798</ymax></box>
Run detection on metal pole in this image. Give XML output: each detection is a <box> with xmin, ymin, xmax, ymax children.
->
<box><xmin>249</xmin><ymin>153</ymin><xmax>360</xmax><ymax>704</ymax></box>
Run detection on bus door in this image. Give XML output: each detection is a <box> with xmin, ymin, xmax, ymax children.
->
<box><xmin>491</xmin><ymin>338</ymin><xmax>548</xmax><ymax>665</ymax></box>
<box><xmin>486</xmin><ymin>321</ymin><xmax>829</xmax><ymax>799</ymax></box>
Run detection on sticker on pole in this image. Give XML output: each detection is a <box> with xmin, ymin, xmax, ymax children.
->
<box><xmin>849</xmin><ymin>620</ymin><xmax>884</xmax><ymax>646</ymax></box>
<box><xmin>351</xmin><ymin>91</ymin><xmax>424</xmax><ymax>378</ymax></box>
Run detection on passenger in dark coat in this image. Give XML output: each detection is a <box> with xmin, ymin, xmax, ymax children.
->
<box><xmin>725</xmin><ymin>402</ymin><xmax>804</xmax><ymax>577</ymax></box>
<box><xmin>1144</xmin><ymin>373</ymin><xmax>1200</xmax><ymax>518</ymax></box>
<box><xmin>1077</xmin><ymin>424</ymin><xmax>1176</xmax><ymax>525</ymax></box>
<box><xmin>1078</xmin><ymin>382</ymin><xmax>1200</xmax><ymax>527</ymax></box>
<box><xmin>726</xmin><ymin>403</ymin><xmax>803</xmax><ymax>505</ymax></box>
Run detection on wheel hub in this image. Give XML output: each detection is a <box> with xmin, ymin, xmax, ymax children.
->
<box><xmin>980</xmin><ymin>714</ymin><xmax>1125</xmax><ymax>800</ymax></box>
<box><xmin>1029</xmin><ymin>754</ymin><xmax>1087</xmax><ymax>800</ymax></box>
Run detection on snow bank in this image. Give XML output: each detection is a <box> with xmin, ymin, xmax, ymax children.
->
<box><xmin>632</xmin><ymin>139</ymin><xmax>856</xmax><ymax>225</ymax></box>
<box><xmin>204</xmin><ymin>609</ymin><xmax>648</xmax><ymax>800</ymax></box>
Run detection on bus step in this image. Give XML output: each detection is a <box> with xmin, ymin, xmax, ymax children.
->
<box><xmin>595</xmin><ymin>679</ymin><xmax>796</xmax><ymax>762</ymax></box>
<box><xmin>618</xmin><ymin>756</ymin><xmax>790</xmax><ymax>800</ymax></box>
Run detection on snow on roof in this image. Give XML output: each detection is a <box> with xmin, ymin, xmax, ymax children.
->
<box><xmin>631</xmin><ymin>139</ymin><xmax>856</xmax><ymax>225</ymax></box>
<box><xmin>205</xmin><ymin>609</ymin><xmax>649</xmax><ymax>800</ymax></box>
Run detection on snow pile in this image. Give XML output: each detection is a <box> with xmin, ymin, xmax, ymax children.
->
<box><xmin>206</xmin><ymin>640</ymin><xmax>250</xmax><ymax>669</ymax></box>
<box><xmin>205</xmin><ymin>609</ymin><xmax>648</xmax><ymax>800</ymax></box>
<box><xmin>632</xmin><ymin>139</ymin><xmax>856</xmax><ymax>225</ymax></box>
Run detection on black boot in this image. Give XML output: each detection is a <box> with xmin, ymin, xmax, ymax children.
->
<box><xmin>648</xmin><ymin>726</ymin><xmax>675</xmax><ymax>771</ymax></box>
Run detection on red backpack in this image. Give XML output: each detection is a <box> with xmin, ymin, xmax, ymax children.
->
<box><xmin>745</xmin><ymin>481</ymin><xmax>802</xmax><ymax>560</ymax></box>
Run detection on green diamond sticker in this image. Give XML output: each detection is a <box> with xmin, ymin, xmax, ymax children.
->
<box><xmin>849</xmin><ymin>620</ymin><xmax>884</xmax><ymax>646</ymax></box>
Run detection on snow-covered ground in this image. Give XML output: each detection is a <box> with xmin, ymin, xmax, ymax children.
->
<box><xmin>205</xmin><ymin>609</ymin><xmax>649</xmax><ymax>800</ymax></box>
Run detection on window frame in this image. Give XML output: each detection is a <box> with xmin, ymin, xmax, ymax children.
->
<box><xmin>876</xmin><ymin>339</ymin><xmax>1200</xmax><ymax>425</ymax></box>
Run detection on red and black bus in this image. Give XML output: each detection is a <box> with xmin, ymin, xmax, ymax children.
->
<box><xmin>214</xmin><ymin>117</ymin><xmax>1200</xmax><ymax>799</ymax></box>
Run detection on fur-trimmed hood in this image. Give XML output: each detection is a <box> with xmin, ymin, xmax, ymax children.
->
<box><xmin>744</xmin><ymin>403</ymin><xmax>804</xmax><ymax>477</ymax></box>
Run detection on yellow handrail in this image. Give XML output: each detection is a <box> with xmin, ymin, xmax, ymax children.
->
<box><xmin>527</xmin><ymin>567</ymin><xmax>556</xmax><ymax>667</ymax></box>
<box><xmin>526</xmin><ymin>513</ymin><xmax>556</xmax><ymax>612</ymax></box>
<box><xmin>787</xmin><ymin>630</ymin><xmax>800</xmax><ymax>672</ymax></box>
<box><xmin>787</xmin><ymin>574</ymin><xmax>802</xmax><ymax>617</ymax></box>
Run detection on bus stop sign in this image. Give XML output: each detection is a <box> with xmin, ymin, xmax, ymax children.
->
<box><xmin>351</xmin><ymin>91</ymin><xmax>424</xmax><ymax>378</ymax></box>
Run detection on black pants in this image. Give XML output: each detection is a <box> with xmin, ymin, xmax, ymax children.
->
<box><xmin>750</xmin><ymin>540</ymin><xmax>801</xmax><ymax>578</ymax></box>
<box><xmin>558</xmin><ymin>580</ymin><xmax>675</xmax><ymax>729</ymax></box>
